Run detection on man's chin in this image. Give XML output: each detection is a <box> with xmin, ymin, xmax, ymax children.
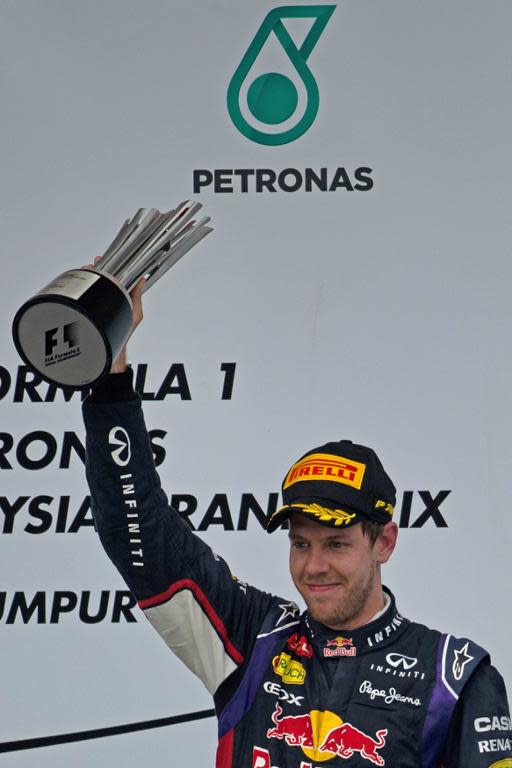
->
<box><xmin>304</xmin><ymin>593</ymin><xmax>356</xmax><ymax>629</ymax></box>
<box><xmin>312</xmin><ymin>607</ymin><xmax>362</xmax><ymax>630</ymax></box>
<box><xmin>309</xmin><ymin>609</ymin><xmax>332</xmax><ymax>626</ymax></box>
<box><xmin>306</xmin><ymin>603</ymin><xmax>343</xmax><ymax>628</ymax></box>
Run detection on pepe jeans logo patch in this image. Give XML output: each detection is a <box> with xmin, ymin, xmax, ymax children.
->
<box><xmin>359</xmin><ymin>680</ymin><xmax>422</xmax><ymax>708</ymax></box>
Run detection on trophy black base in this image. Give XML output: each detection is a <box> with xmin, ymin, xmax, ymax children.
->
<box><xmin>12</xmin><ymin>269</ymin><xmax>133</xmax><ymax>390</ymax></box>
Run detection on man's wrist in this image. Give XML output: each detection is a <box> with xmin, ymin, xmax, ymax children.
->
<box><xmin>88</xmin><ymin>366</ymin><xmax>137</xmax><ymax>402</ymax></box>
<box><xmin>110</xmin><ymin>349</ymin><xmax>128</xmax><ymax>374</ymax></box>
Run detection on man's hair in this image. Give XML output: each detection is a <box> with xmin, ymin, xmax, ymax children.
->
<box><xmin>361</xmin><ymin>519</ymin><xmax>384</xmax><ymax>546</ymax></box>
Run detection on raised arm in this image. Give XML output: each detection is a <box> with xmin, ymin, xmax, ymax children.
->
<box><xmin>82</xmin><ymin>282</ymin><xmax>276</xmax><ymax>697</ymax></box>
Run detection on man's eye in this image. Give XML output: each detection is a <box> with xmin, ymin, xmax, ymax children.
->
<box><xmin>291</xmin><ymin>541</ymin><xmax>307</xmax><ymax>549</ymax></box>
<box><xmin>328</xmin><ymin>541</ymin><xmax>345</xmax><ymax>549</ymax></box>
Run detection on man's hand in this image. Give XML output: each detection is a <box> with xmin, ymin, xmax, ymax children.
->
<box><xmin>82</xmin><ymin>257</ymin><xmax>145</xmax><ymax>374</ymax></box>
<box><xmin>110</xmin><ymin>276</ymin><xmax>145</xmax><ymax>373</ymax></box>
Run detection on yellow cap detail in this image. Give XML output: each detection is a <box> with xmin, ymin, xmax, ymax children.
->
<box><xmin>374</xmin><ymin>499</ymin><xmax>394</xmax><ymax>517</ymax></box>
<box><xmin>288</xmin><ymin>502</ymin><xmax>357</xmax><ymax>526</ymax></box>
<box><xmin>284</xmin><ymin>453</ymin><xmax>366</xmax><ymax>490</ymax></box>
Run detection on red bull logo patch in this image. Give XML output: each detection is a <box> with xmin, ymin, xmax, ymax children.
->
<box><xmin>265</xmin><ymin>703</ymin><xmax>387</xmax><ymax>765</ymax></box>
<box><xmin>319</xmin><ymin>723</ymin><xmax>387</xmax><ymax>764</ymax></box>
<box><xmin>267</xmin><ymin>704</ymin><xmax>314</xmax><ymax>747</ymax></box>
<box><xmin>323</xmin><ymin>636</ymin><xmax>357</xmax><ymax>657</ymax></box>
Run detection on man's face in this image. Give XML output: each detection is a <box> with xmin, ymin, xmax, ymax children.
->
<box><xmin>288</xmin><ymin>513</ymin><xmax>395</xmax><ymax>630</ymax></box>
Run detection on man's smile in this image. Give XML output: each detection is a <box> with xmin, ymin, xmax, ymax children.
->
<box><xmin>306</xmin><ymin>583</ymin><xmax>342</xmax><ymax>593</ymax></box>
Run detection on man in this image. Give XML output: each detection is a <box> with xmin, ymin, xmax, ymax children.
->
<box><xmin>82</xmin><ymin>284</ymin><xmax>511</xmax><ymax>767</ymax></box>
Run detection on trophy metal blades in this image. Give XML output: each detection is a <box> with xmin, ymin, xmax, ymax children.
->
<box><xmin>12</xmin><ymin>200</ymin><xmax>213</xmax><ymax>389</ymax></box>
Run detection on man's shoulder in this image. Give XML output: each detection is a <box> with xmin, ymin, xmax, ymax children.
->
<box><xmin>260</xmin><ymin>597</ymin><xmax>303</xmax><ymax>635</ymax></box>
<box><xmin>406</xmin><ymin>614</ymin><xmax>489</xmax><ymax>659</ymax></box>
<box><xmin>405</xmin><ymin>616</ymin><xmax>489</xmax><ymax>694</ymax></box>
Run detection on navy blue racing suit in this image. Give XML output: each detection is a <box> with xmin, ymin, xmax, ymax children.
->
<box><xmin>83</xmin><ymin>373</ymin><xmax>511</xmax><ymax>768</ymax></box>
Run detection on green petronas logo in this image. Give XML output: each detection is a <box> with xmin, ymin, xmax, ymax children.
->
<box><xmin>227</xmin><ymin>5</ymin><xmax>336</xmax><ymax>146</ymax></box>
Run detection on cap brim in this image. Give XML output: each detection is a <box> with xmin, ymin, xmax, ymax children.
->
<box><xmin>266</xmin><ymin>500</ymin><xmax>362</xmax><ymax>533</ymax></box>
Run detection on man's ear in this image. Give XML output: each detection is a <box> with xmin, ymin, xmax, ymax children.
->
<box><xmin>376</xmin><ymin>522</ymin><xmax>398</xmax><ymax>565</ymax></box>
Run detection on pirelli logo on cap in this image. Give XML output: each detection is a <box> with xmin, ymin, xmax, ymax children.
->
<box><xmin>283</xmin><ymin>453</ymin><xmax>366</xmax><ymax>490</ymax></box>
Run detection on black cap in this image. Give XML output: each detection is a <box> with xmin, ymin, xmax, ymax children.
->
<box><xmin>267</xmin><ymin>440</ymin><xmax>396</xmax><ymax>533</ymax></box>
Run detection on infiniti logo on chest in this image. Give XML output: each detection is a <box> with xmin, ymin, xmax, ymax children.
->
<box><xmin>386</xmin><ymin>653</ymin><xmax>418</xmax><ymax>670</ymax></box>
<box><xmin>370</xmin><ymin>652</ymin><xmax>426</xmax><ymax>680</ymax></box>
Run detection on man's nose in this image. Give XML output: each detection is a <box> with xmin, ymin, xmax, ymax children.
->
<box><xmin>304</xmin><ymin>547</ymin><xmax>329</xmax><ymax>577</ymax></box>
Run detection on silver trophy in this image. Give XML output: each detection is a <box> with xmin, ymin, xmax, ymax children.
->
<box><xmin>12</xmin><ymin>200</ymin><xmax>213</xmax><ymax>389</ymax></box>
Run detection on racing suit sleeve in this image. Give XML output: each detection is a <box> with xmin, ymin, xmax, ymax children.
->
<box><xmin>442</xmin><ymin>659</ymin><xmax>512</xmax><ymax>766</ymax></box>
<box><xmin>82</xmin><ymin>371</ymin><xmax>276</xmax><ymax>697</ymax></box>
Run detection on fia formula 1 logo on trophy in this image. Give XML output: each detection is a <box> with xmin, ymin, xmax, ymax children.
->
<box><xmin>227</xmin><ymin>5</ymin><xmax>335</xmax><ymax>146</ymax></box>
<box><xmin>44</xmin><ymin>322</ymin><xmax>81</xmax><ymax>367</ymax></box>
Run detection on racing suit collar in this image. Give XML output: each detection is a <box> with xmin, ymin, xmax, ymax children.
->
<box><xmin>304</xmin><ymin>586</ymin><xmax>409</xmax><ymax>655</ymax></box>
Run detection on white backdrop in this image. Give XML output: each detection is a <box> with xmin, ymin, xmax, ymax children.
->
<box><xmin>1</xmin><ymin>1</ymin><xmax>511</xmax><ymax>765</ymax></box>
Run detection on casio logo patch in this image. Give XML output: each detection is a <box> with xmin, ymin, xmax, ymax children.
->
<box><xmin>474</xmin><ymin>716</ymin><xmax>512</xmax><ymax>732</ymax></box>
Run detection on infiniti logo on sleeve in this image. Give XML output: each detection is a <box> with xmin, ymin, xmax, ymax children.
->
<box><xmin>109</xmin><ymin>427</ymin><xmax>131</xmax><ymax>467</ymax></box>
